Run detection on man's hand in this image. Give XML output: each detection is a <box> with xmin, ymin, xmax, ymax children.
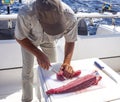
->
<box><xmin>36</xmin><ymin>52</ymin><xmax>51</xmax><ymax>70</ymax></box>
<box><xmin>60</xmin><ymin>63</ymin><xmax>74</xmax><ymax>78</ymax></box>
<box><xmin>15</xmin><ymin>38</ymin><xmax>51</xmax><ymax>70</ymax></box>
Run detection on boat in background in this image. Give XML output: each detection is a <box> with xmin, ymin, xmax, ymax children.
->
<box><xmin>0</xmin><ymin>2</ymin><xmax>120</xmax><ymax>101</ymax></box>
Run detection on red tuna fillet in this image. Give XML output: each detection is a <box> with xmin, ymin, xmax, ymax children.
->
<box><xmin>46</xmin><ymin>71</ymin><xmax>102</xmax><ymax>95</ymax></box>
<box><xmin>57</xmin><ymin>70</ymin><xmax>81</xmax><ymax>81</ymax></box>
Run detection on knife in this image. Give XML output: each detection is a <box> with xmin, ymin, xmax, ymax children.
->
<box><xmin>94</xmin><ymin>61</ymin><xmax>117</xmax><ymax>83</ymax></box>
<box><xmin>49</xmin><ymin>66</ymin><xmax>58</xmax><ymax>74</ymax></box>
<box><xmin>49</xmin><ymin>66</ymin><xmax>67</xmax><ymax>80</ymax></box>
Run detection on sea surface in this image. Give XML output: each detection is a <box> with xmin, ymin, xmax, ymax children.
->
<box><xmin>0</xmin><ymin>0</ymin><xmax>120</xmax><ymax>35</ymax></box>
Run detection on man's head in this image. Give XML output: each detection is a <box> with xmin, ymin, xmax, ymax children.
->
<box><xmin>35</xmin><ymin>0</ymin><xmax>66</xmax><ymax>35</ymax></box>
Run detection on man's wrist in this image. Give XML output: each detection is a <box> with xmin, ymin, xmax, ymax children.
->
<box><xmin>63</xmin><ymin>58</ymin><xmax>71</xmax><ymax>65</ymax></box>
<box><xmin>34</xmin><ymin>49</ymin><xmax>43</xmax><ymax>57</ymax></box>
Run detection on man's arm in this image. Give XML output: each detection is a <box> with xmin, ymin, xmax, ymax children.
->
<box><xmin>61</xmin><ymin>42</ymin><xmax>75</xmax><ymax>78</ymax></box>
<box><xmin>15</xmin><ymin>37</ymin><xmax>51</xmax><ymax>70</ymax></box>
<box><xmin>63</xmin><ymin>42</ymin><xmax>74</xmax><ymax>64</ymax></box>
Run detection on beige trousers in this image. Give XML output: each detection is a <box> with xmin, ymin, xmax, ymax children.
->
<box><xmin>21</xmin><ymin>42</ymin><xmax>57</xmax><ymax>102</ymax></box>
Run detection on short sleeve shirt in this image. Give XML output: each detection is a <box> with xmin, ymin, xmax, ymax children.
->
<box><xmin>15</xmin><ymin>1</ymin><xmax>78</xmax><ymax>46</ymax></box>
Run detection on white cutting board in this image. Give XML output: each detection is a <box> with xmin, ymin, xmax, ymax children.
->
<box><xmin>38</xmin><ymin>58</ymin><xmax>120</xmax><ymax>102</ymax></box>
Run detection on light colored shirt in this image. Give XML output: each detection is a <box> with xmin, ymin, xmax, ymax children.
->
<box><xmin>15</xmin><ymin>1</ymin><xmax>78</xmax><ymax>46</ymax></box>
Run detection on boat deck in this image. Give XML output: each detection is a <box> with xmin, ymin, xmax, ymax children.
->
<box><xmin>37</xmin><ymin>58</ymin><xmax>120</xmax><ymax>102</ymax></box>
<box><xmin>0</xmin><ymin>60</ymin><xmax>120</xmax><ymax>102</ymax></box>
<box><xmin>0</xmin><ymin>68</ymin><xmax>40</xmax><ymax>102</ymax></box>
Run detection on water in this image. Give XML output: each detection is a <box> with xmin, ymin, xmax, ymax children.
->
<box><xmin>0</xmin><ymin>0</ymin><xmax>120</xmax><ymax>35</ymax></box>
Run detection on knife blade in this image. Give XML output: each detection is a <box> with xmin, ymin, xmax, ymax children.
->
<box><xmin>49</xmin><ymin>66</ymin><xmax>67</xmax><ymax>80</ymax></box>
<box><xmin>49</xmin><ymin>66</ymin><xmax>58</xmax><ymax>74</ymax></box>
<box><xmin>94</xmin><ymin>61</ymin><xmax>117</xmax><ymax>83</ymax></box>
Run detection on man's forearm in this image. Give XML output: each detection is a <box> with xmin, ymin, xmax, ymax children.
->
<box><xmin>63</xmin><ymin>42</ymin><xmax>75</xmax><ymax>64</ymax></box>
<box><xmin>15</xmin><ymin>38</ymin><xmax>42</xmax><ymax>57</ymax></box>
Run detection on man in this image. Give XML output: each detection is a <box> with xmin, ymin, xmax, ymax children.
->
<box><xmin>15</xmin><ymin>0</ymin><xmax>78</xmax><ymax>102</ymax></box>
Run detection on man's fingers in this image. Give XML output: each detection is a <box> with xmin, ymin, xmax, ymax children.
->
<box><xmin>63</xmin><ymin>66</ymin><xmax>74</xmax><ymax>78</ymax></box>
<box><xmin>39</xmin><ymin>61</ymin><xmax>50</xmax><ymax>70</ymax></box>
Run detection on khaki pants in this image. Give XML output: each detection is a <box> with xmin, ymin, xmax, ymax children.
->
<box><xmin>21</xmin><ymin>42</ymin><xmax>57</xmax><ymax>102</ymax></box>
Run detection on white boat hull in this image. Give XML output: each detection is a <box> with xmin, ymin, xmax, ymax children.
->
<box><xmin>0</xmin><ymin>40</ymin><xmax>22</xmax><ymax>69</ymax></box>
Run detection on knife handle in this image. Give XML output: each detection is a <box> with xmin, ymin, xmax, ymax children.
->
<box><xmin>94</xmin><ymin>61</ymin><xmax>104</xmax><ymax>70</ymax></box>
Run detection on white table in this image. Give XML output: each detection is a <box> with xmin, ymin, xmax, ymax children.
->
<box><xmin>37</xmin><ymin>58</ymin><xmax>120</xmax><ymax>102</ymax></box>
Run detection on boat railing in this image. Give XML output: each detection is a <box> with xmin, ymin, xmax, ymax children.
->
<box><xmin>0</xmin><ymin>14</ymin><xmax>17</xmax><ymax>20</ymax></box>
<box><xmin>76</xmin><ymin>12</ymin><xmax>120</xmax><ymax>25</ymax></box>
<box><xmin>76</xmin><ymin>12</ymin><xmax>120</xmax><ymax>18</ymax></box>
<box><xmin>0</xmin><ymin>12</ymin><xmax>120</xmax><ymax>20</ymax></box>
<box><xmin>0</xmin><ymin>12</ymin><xmax>120</xmax><ymax>26</ymax></box>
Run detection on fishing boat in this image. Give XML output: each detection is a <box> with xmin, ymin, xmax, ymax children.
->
<box><xmin>0</xmin><ymin>1</ymin><xmax>120</xmax><ymax>102</ymax></box>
